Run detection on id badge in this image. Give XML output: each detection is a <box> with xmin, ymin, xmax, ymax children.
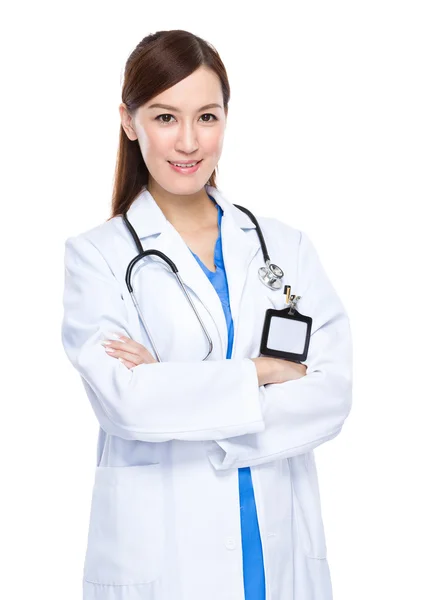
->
<box><xmin>260</xmin><ymin>285</ymin><xmax>312</xmax><ymax>362</ymax></box>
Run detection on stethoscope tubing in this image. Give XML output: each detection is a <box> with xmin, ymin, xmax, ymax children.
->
<box><xmin>122</xmin><ymin>203</ymin><xmax>281</xmax><ymax>362</ymax></box>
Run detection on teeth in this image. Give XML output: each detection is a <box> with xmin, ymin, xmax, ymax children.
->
<box><xmin>171</xmin><ymin>161</ymin><xmax>198</xmax><ymax>167</ymax></box>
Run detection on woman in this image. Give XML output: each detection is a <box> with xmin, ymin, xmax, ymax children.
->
<box><xmin>61</xmin><ymin>29</ymin><xmax>353</xmax><ymax>600</ymax></box>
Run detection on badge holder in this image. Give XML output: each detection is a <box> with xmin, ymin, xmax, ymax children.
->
<box><xmin>260</xmin><ymin>285</ymin><xmax>312</xmax><ymax>362</ymax></box>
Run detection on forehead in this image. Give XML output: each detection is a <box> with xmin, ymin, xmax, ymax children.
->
<box><xmin>146</xmin><ymin>67</ymin><xmax>223</xmax><ymax>111</ymax></box>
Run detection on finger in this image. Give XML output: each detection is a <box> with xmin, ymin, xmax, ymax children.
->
<box><xmin>103</xmin><ymin>347</ymin><xmax>142</xmax><ymax>365</ymax></box>
<box><xmin>139</xmin><ymin>346</ymin><xmax>158</xmax><ymax>363</ymax></box>
<box><xmin>104</xmin><ymin>338</ymin><xmax>150</xmax><ymax>359</ymax></box>
<box><xmin>117</xmin><ymin>335</ymin><xmax>145</xmax><ymax>352</ymax></box>
<box><xmin>103</xmin><ymin>339</ymin><xmax>134</xmax><ymax>352</ymax></box>
<box><xmin>102</xmin><ymin>339</ymin><xmax>157</xmax><ymax>364</ymax></box>
<box><xmin>102</xmin><ymin>339</ymin><xmax>142</xmax><ymax>358</ymax></box>
<box><xmin>117</xmin><ymin>336</ymin><xmax>157</xmax><ymax>363</ymax></box>
<box><xmin>119</xmin><ymin>357</ymin><xmax>136</xmax><ymax>369</ymax></box>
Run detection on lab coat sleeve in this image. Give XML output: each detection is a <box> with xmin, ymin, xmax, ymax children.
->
<box><xmin>207</xmin><ymin>230</ymin><xmax>353</xmax><ymax>470</ymax></box>
<box><xmin>61</xmin><ymin>234</ymin><xmax>265</xmax><ymax>443</ymax></box>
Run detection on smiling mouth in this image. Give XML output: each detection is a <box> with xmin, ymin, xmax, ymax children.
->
<box><xmin>168</xmin><ymin>160</ymin><xmax>202</xmax><ymax>167</ymax></box>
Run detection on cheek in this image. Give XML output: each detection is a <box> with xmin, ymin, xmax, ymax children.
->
<box><xmin>135</xmin><ymin>125</ymin><xmax>153</xmax><ymax>163</ymax></box>
<box><xmin>201</xmin><ymin>128</ymin><xmax>225</xmax><ymax>156</ymax></box>
<box><xmin>138</xmin><ymin>124</ymin><xmax>171</xmax><ymax>159</ymax></box>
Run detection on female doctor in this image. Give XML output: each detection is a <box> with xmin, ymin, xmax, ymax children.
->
<box><xmin>61</xmin><ymin>29</ymin><xmax>353</xmax><ymax>600</ymax></box>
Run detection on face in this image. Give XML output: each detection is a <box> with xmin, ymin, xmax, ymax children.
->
<box><xmin>120</xmin><ymin>66</ymin><xmax>227</xmax><ymax>197</ymax></box>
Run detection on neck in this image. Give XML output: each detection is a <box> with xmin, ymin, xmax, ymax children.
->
<box><xmin>148</xmin><ymin>182</ymin><xmax>217</xmax><ymax>232</ymax></box>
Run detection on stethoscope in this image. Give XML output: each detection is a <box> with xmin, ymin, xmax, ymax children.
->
<box><xmin>122</xmin><ymin>203</ymin><xmax>284</xmax><ymax>362</ymax></box>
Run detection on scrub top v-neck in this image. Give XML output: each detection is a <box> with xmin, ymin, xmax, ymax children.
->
<box><xmin>189</xmin><ymin>195</ymin><xmax>266</xmax><ymax>600</ymax></box>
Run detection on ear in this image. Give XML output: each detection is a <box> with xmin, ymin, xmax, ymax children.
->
<box><xmin>119</xmin><ymin>103</ymin><xmax>138</xmax><ymax>141</ymax></box>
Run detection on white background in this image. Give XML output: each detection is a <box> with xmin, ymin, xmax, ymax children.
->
<box><xmin>1</xmin><ymin>1</ymin><xmax>436</xmax><ymax>598</ymax></box>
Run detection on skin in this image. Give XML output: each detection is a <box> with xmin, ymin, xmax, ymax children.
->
<box><xmin>119</xmin><ymin>65</ymin><xmax>224</xmax><ymax>231</ymax></box>
<box><xmin>104</xmin><ymin>66</ymin><xmax>307</xmax><ymax>385</ymax></box>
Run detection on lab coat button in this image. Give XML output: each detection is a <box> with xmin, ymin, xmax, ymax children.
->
<box><xmin>225</xmin><ymin>537</ymin><xmax>236</xmax><ymax>550</ymax></box>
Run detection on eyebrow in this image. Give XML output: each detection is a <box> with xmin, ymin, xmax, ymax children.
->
<box><xmin>147</xmin><ymin>103</ymin><xmax>223</xmax><ymax>112</ymax></box>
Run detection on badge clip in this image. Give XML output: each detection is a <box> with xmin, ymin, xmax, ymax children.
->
<box><xmin>284</xmin><ymin>284</ymin><xmax>301</xmax><ymax>315</ymax></box>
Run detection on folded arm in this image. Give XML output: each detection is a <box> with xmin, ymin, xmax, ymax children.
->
<box><xmin>207</xmin><ymin>230</ymin><xmax>353</xmax><ymax>470</ymax></box>
<box><xmin>61</xmin><ymin>234</ymin><xmax>264</xmax><ymax>442</ymax></box>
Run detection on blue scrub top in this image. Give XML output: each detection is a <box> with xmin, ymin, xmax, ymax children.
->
<box><xmin>189</xmin><ymin>195</ymin><xmax>266</xmax><ymax>600</ymax></box>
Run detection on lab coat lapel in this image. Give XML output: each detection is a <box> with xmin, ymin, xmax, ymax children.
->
<box><xmin>217</xmin><ymin>199</ymin><xmax>261</xmax><ymax>356</ymax></box>
<box><xmin>124</xmin><ymin>185</ymin><xmax>260</xmax><ymax>359</ymax></box>
<box><xmin>205</xmin><ymin>186</ymin><xmax>263</xmax><ymax>357</ymax></box>
<box><xmin>147</xmin><ymin>220</ymin><xmax>230</xmax><ymax>358</ymax></box>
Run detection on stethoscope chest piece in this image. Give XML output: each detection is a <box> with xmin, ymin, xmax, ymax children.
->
<box><xmin>122</xmin><ymin>197</ymin><xmax>312</xmax><ymax>364</ymax></box>
<box><xmin>258</xmin><ymin>261</ymin><xmax>284</xmax><ymax>290</ymax></box>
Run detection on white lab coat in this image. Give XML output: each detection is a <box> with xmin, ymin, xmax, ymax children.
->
<box><xmin>61</xmin><ymin>184</ymin><xmax>353</xmax><ymax>600</ymax></box>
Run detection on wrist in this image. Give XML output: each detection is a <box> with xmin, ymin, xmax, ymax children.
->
<box><xmin>251</xmin><ymin>357</ymin><xmax>277</xmax><ymax>386</ymax></box>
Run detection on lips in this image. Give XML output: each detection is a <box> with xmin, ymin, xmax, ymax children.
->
<box><xmin>168</xmin><ymin>160</ymin><xmax>203</xmax><ymax>174</ymax></box>
<box><xmin>168</xmin><ymin>160</ymin><xmax>201</xmax><ymax>166</ymax></box>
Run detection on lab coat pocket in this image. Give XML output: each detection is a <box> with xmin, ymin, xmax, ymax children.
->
<box><xmin>289</xmin><ymin>452</ymin><xmax>327</xmax><ymax>560</ymax></box>
<box><xmin>83</xmin><ymin>463</ymin><xmax>164</xmax><ymax>585</ymax></box>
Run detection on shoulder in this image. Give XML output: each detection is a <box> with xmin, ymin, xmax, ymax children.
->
<box><xmin>62</xmin><ymin>216</ymin><xmax>129</xmax><ymax>283</ymax></box>
<box><xmin>64</xmin><ymin>215</ymin><xmax>126</xmax><ymax>257</ymax></box>
<box><xmin>255</xmin><ymin>214</ymin><xmax>304</xmax><ymax>249</ymax></box>
<box><xmin>252</xmin><ymin>214</ymin><xmax>325</xmax><ymax>277</ymax></box>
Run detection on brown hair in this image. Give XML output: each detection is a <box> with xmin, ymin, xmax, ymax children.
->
<box><xmin>110</xmin><ymin>29</ymin><xmax>231</xmax><ymax>220</ymax></box>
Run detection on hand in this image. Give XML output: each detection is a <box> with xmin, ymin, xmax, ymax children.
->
<box><xmin>250</xmin><ymin>356</ymin><xmax>307</xmax><ymax>386</ymax></box>
<box><xmin>269</xmin><ymin>357</ymin><xmax>307</xmax><ymax>384</ymax></box>
<box><xmin>101</xmin><ymin>334</ymin><xmax>158</xmax><ymax>369</ymax></box>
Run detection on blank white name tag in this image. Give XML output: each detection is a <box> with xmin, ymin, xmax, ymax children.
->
<box><xmin>260</xmin><ymin>307</ymin><xmax>312</xmax><ymax>362</ymax></box>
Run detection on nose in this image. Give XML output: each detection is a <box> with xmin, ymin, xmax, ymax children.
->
<box><xmin>174</xmin><ymin>120</ymin><xmax>199</xmax><ymax>154</ymax></box>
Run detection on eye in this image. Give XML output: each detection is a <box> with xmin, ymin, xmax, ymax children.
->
<box><xmin>155</xmin><ymin>113</ymin><xmax>218</xmax><ymax>124</ymax></box>
<box><xmin>155</xmin><ymin>114</ymin><xmax>175</xmax><ymax>123</ymax></box>
<box><xmin>200</xmin><ymin>113</ymin><xmax>218</xmax><ymax>123</ymax></box>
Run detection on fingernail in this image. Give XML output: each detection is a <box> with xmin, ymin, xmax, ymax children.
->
<box><xmin>104</xmin><ymin>347</ymin><xmax>115</xmax><ymax>353</ymax></box>
<box><xmin>108</xmin><ymin>333</ymin><xmax>126</xmax><ymax>343</ymax></box>
<box><xmin>101</xmin><ymin>341</ymin><xmax>112</xmax><ymax>346</ymax></box>
<box><xmin>119</xmin><ymin>357</ymin><xmax>125</xmax><ymax>364</ymax></box>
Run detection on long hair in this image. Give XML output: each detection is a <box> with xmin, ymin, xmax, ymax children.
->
<box><xmin>110</xmin><ymin>29</ymin><xmax>231</xmax><ymax>219</ymax></box>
